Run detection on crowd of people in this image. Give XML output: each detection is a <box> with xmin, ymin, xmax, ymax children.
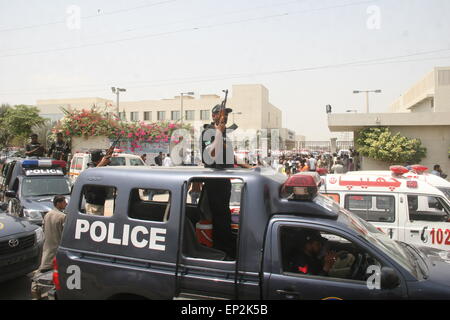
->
<box><xmin>272</xmin><ymin>149</ymin><xmax>361</xmax><ymax>176</ymax></box>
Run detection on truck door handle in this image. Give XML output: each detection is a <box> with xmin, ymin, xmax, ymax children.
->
<box><xmin>276</xmin><ymin>289</ymin><xmax>300</xmax><ymax>299</ymax></box>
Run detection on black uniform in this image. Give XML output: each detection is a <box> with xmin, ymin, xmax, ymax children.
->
<box><xmin>25</xmin><ymin>142</ymin><xmax>44</xmax><ymax>157</ymax></box>
<box><xmin>48</xmin><ymin>141</ymin><xmax>70</xmax><ymax>161</ymax></box>
<box><xmin>201</xmin><ymin>124</ymin><xmax>235</xmax><ymax>258</ymax></box>
<box><xmin>289</xmin><ymin>251</ymin><xmax>325</xmax><ymax>276</ymax></box>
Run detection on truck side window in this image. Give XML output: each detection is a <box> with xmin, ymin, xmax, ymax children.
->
<box><xmin>280</xmin><ymin>226</ymin><xmax>381</xmax><ymax>282</ymax></box>
<box><xmin>80</xmin><ymin>185</ymin><xmax>116</xmax><ymax>217</ymax></box>
<box><xmin>128</xmin><ymin>188</ymin><xmax>170</xmax><ymax>222</ymax></box>
<box><xmin>408</xmin><ymin>195</ymin><xmax>450</xmax><ymax>222</ymax></box>
<box><xmin>344</xmin><ymin>195</ymin><xmax>395</xmax><ymax>223</ymax></box>
<box><xmin>182</xmin><ymin>178</ymin><xmax>243</xmax><ymax>261</ymax></box>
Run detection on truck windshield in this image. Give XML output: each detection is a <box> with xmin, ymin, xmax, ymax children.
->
<box><xmin>22</xmin><ymin>177</ymin><xmax>71</xmax><ymax>197</ymax></box>
<box><xmin>314</xmin><ymin>195</ymin><xmax>418</xmax><ymax>276</ymax></box>
<box><xmin>341</xmin><ymin>208</ymin><xmax>419</xmax><ymax>277</ymax></box>
<box><xmin>438</xmin><ymin>187</ymin><xmax>450</xmax><ymax>201</ymax></box>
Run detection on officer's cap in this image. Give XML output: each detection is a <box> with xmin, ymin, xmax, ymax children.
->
<box><xmin>212</xmin><ymin>104</ymin><xmax>232</xmax><ymax>114</ymax></box>
<box><xmin>303</xmin><ymin>230</ymin><xmax>327</xmax><ymax>243</ymax></box>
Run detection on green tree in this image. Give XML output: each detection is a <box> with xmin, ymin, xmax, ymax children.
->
<box><xmin>356</xmin><ymin>127</ymin><xmax>427</xmax><ymax>164</ymax></box>
<box><xmin>0</xmin><ymin>104</ymin><xmax>11</xmax><ymax>149</ymax></box>
<box><xmin>2</xmin><ymin>105</ymin><xmax>46</xmax><ymax>147</ymax></box>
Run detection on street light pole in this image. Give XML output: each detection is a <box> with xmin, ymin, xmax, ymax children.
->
<box><xmin>112</xmin><ymin>87</ymin><xmax>127</xmax><ymax>119</ymax></box>
<box><xmin>180</xmin><ymin>91</ymin><xmax>194</xmax><ymax>126</ymax></box>
<box><xmin>353</xmin><ymin>89</ymin><xmax>381</xmax><ymax>113</ymax></box>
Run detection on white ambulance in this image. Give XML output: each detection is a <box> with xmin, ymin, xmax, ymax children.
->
<box><xmin>69</xmin><ymin>150</ymin><xmax>146</xmax><ymax>183</ymax></box>
<box><xmin>319</xmin><ymin>166</ymin><xmax>450</xmax><ymax>251</ymax></box>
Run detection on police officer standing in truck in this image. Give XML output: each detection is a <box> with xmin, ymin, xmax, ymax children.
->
<box><xmin>201</xmin><ymin>104</ymin><xmax>252</xmax><ymax>259</ymax></box>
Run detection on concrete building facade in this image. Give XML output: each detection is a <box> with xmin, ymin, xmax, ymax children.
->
<box><xmin>36</xmin><ymin>84</ymin><xmax>297</xmax><ymax>150</ymax></box>
<box><xmin>328</xmin><ymin>66</ymin><xmax>450</xmax><ymax>178</ymax></box>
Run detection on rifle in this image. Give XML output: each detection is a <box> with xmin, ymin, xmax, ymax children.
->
<box><xmin>105</xmin><ymin>134</ymin><xmax>122</xmax><ymax>158</ymax></box>
<box><xmin>218</xmin><ymin>89</ymin><xmax>228</xmax><ymax>127</ymax></box>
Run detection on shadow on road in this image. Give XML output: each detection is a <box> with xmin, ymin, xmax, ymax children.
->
<box><xmin>0</xmin><ymin>274</ymin><xmax>33</xmax><ymax>300</ymax></box>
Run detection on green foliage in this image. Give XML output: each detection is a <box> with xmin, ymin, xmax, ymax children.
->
<box><xmin>356</xmin><ymin>127</ymin><xmax>427</xmax><ymax>164</ymax></box>
<box><xmin>3</xmin><ymin>105</ymin><xmax>47</xmax><ymax>146</ymax></box>
<box><xmin>0</xmin><ymin>104</ymin><xmax>11</xmax><ymax>149</ymax></box>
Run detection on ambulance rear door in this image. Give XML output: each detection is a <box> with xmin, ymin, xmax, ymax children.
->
<box><xmin>343</xmin><ymin>192</ymin><xmax>400</xmax><ymax>241</ymax></box>
<box><xmin>402</xmin><ymin>193</ymin><xmax>450</xmax><ymax>250</ymax></box>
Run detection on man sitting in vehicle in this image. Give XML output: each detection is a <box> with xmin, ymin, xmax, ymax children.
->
<box><xmin>288</xmin><ymin>231</ymin><xmax>338</xmax><ymax>276</ymax></box>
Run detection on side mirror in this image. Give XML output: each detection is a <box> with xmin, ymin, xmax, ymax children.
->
<box><xmin>0</xmin><ymin>202</ymin><xmax>7</xmax><ymax>211</ymax></box>
<box><xmin>5</xmin><ymin>190</ymin><xmax>16</xmax><ymax>198</ymax></box>
<box><xmin>381</xmin><ymin>267</ymin><xmax>400</xmax><ymax>290</ymax></box>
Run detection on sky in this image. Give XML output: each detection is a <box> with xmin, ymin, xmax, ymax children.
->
<box><xmin>1</xmin><ymin>0</ymin><xmax>450</xmax><ymax>140</ymax></box>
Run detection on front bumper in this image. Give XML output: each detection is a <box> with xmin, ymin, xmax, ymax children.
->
<box><xmin>0</xmin><ymin>243</ymin><xmax>43</xmax><ymax>283</ymax></box>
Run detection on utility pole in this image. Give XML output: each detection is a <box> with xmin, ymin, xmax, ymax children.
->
<box><xmin>111</xmin><ymin>87</ymin><xmax>126</xmax><ymax>119</ymax></box>
<box><xmin>353</xmin><ymin>89</ymin><xmax>381</xmax><ymax>113</ymax></box>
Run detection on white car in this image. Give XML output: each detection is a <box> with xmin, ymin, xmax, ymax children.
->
<box><xmin>69</xmin><ymin>152</ymin><xmax>146</xmax><ymax>182</ymax></box>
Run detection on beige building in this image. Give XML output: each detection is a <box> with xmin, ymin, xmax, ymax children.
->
<box><xmin>328</xmin><ymin>66</ymin><xmax>450</xmax><ymax>177</ymax></box>
<box><xmin>37</xmin><ymin>97</ymin><xmax>113</xmax><ymax>121</ymax></box>
<box><xmin>36</xmin><ymin>84</ymin><xmax>297</xmax><ymax>149</ymax></box>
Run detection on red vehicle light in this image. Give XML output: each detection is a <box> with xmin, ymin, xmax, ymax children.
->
<box><xmin>52</xmin><ymin>160</ymin><xmax>67</xmax><ymax>168</ymax></box>
<box><xmin>390</xmin><ymin>165</ymin><xmax>409</xmax><ymax>176</ymax></box>
<box><xmin>410</xmin><ymin>165</ymin><xmax>428</xmax><ymax>174</ymax></box>
<box><xmin>281</xmin><ymin>172</ymin><xmax>321</xmax><ymax>200</ymax></box>
<box><xmin>52</xmin><ymin>257</ymin><xmax>61</xmax><ymax>291</ymax></box>
<box><xmin>406</xmin><ymin>180</ymin><xmax>418</xmax><ymax>188</ymax></box>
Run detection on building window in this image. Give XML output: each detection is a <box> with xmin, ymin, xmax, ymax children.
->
<box><xmin>185</xmin><ymin>110</ymin><xmax>195</xmax><ymax>121</ymax></box>
<box><xmin>119</xmin><ymin>112</ymin><xmax>126</xmax><ymax>121</ymax></box>
<box><xmin>144</xmin><ymin>111</ymin><xmax>151</xmax><ymax>121</ymax></box>
<box><xmin>157</xmin><ymin>111</ymin><xmax>166</xmax><ymax>121</ymax></box>
<box><xmin>130</xmin><ymin>112</ymin><xmax>139</xmax><ymax>122</ymax></box>
<box><xmin>171</xmin><ymin>111</ymin><xmax>181</xmax><ymax>121</ymax></box>
<box><xmin>200</xmin><ymin>110</ymin><xmax>209</xmax><ymax>120</ymax></box>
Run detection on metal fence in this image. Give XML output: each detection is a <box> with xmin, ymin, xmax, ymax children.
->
<box><xmin>296</xmin><ymin>141</ymin><xmax>354</xmax><ymax>153</ymax></box>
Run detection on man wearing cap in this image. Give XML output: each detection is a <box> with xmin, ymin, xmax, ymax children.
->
<box><xmin>48</xmin><ymin>132</ymin><xmax>70</xmax><ymax>161</ymax></box>
<box><xmin>200</xmin><ymin>105</ymin><xmax>252</xmax><ymax>259</ymax></box>
<box><xmin>84</xmin><ymin>149</ymin><xmax>111</xmax><ymax>215</ymax></box>
<box><xmin>25</xmin><ymin>133</ymin><xmax>45</xmax><ymax>157</ymax></box>
<box><xmin>288</xmin><ymin>230</ymin><xmax>337</xmax><ymax>276</ymax></box>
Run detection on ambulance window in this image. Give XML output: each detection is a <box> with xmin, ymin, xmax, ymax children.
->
<box><xmin>75</xmin><ymin>157</ymin><xmax>83</xmax><ymax>170</ymax></box>
<box><xmin>408</xmin><ymin>195</ymin><xmax>450</xmax><ymax>222</ymax></box>
<box><xmin>128</xmin><ymin>188</ymin><xmax>170</xmax><ymax>222</ymax></box>
<box><xmin>80</xmin><ymin>185</ymin><xmax>116</xmax><ymax>217</ymax></box>
<box><xmin>345</xmin><ymin>195</ymin><xmax>395</xmax><ymax>223</ymax></box>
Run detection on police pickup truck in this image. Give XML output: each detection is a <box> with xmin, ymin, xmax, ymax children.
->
<box><xmin>54</xmin><ymin>167</ymin><xmax>450</xmax><ymax>300</ymax></box>
<box><xmin>0</xmin><ymin>159</ymin><xmax>71</xmax><ymax>225</ymax></box>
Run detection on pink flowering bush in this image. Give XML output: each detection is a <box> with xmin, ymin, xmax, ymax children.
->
<box><xmin>53</xmin><ymin>107</ymin><xmax>191</xmax><ymax>152</ymax></box>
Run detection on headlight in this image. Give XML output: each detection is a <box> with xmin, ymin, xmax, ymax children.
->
<box><xmin>35</xmin><ymin>227</ymin><xmax>44</xmax><ymax>243</ymax></box>
<box><xmin>23</xmin><ymin>209</ymin><xmax>43</xmax><ymax>220</ymax></box>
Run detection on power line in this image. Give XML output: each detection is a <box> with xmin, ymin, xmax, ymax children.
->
<box><xmin>0</xmin><ymin>0</ymin><xmax>179</xmax><ymax>33</ymax></box>
<box><xmin>1</xmin><ymin>49</ymin><xmax>450</xmax><ymax>96</ymax></box>
<box><xmin>0</xmin><ymin>0</ymin><xmax>379</xmax><ymax>59</ymax></box>
<box><xmin>0</xmin><ymin>0</ymin><xmax>307</xmax><ymax>54</ymax></box>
